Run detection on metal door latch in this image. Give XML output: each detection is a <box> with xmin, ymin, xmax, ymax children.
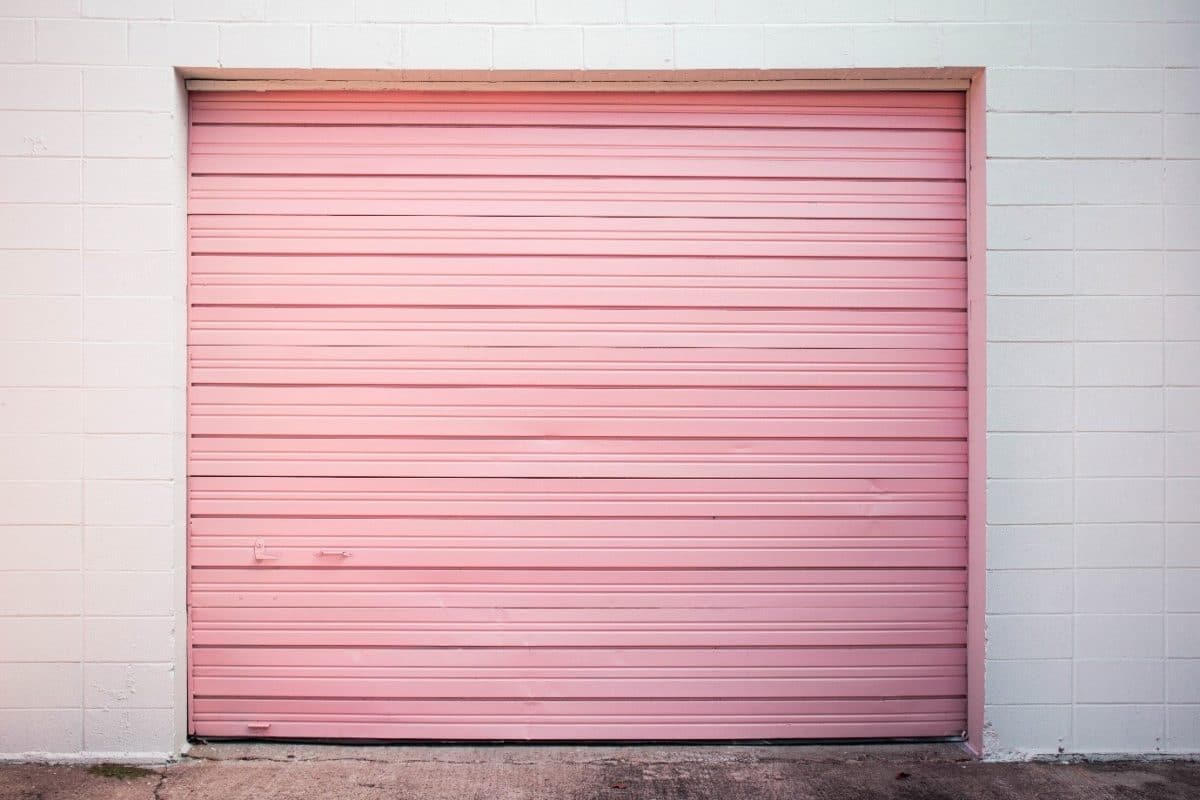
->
<box><xmin>252</xmin><ymin>538</ymin><xmax>279</xmax><ymax>562</ymax></box>
<box><xmin>317</xmin><ymin>549</ymin><xmax>352</xmax><ymax>558</ymax></box>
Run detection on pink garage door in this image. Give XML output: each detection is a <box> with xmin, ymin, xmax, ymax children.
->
<box><xmin>187</xmin><ymin>90</ymin><xmax>969</xmax><ymax>740</ymax></box>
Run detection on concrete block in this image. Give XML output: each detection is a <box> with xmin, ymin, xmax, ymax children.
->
<box><xmin>1075</xmin><ymin>523</ymin><xmax>1166</xmax><ymax>567</ymax></box>
<box><xmin>402</xmin><ymin>25</ymin><xmax>491</xmax><ymax>68</ymax></box>
<box><xmin>1075</xmin><ymin>342</ymin><xmax>1164</xmax><ymax>387</ymax></box>
<box><xmin>1076</xmin><ymin>433</ymin><xmax>1166</xmax><ymax>477</ymax></box>
<box><xmin>37</xmin><ymin>19</ymin><xmax>127</xmax><ymax>65</ymax></box>
<box><xmin>675</xmin><ymin>25</ymin><xmax>764</xmax><ymax>69</ymax></box>
<box><xmin>584</xmin><ymin>26</ymin><xmax>672</xmax><ymax>69</ymax></box>
<box><xmin>219</xmin><ymin>23</ymin><xmax>310</xmax><ymax>67</ymax></box>
<box><xmin>312</xmin><ymin>24</ymin><xmax>401</xmax><ymax>68</ymax></box>
<box><xmin>1075</xmin><ymin>478</ymin><xmax>1165</xmax><ymax>523</ymax></box>
<box><xmin>493</xmin><ymin>26</ymin><xmax>583</xmax><ymax>70</ymax></box>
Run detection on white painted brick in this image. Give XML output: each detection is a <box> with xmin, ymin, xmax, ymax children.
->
<box><xmin>1074</xmin><ymin>160</ymin><xmax>1163</xmax><ymax>205</ymax></box>
<box><xmin>1168</xmin><ymin>567</ymin><xmax>1200</xmax><ymax>609</ymax></box>
<box><xmin>983</xmin><ymin>705</ymin><xmax>1071</xmax><ymax>753</ymax></box>
<box><xmin>0</xmin><ymin>435</ymin><xmax>81</xmax><ymax>479</ymax></box>
<box><xmin>0</xmin><ymin>388</ymin><xmax>80</xmax><ymax>434</ymax></box>
<box><xmin>1164</xmin><ymin>22</ymin><xmax>1200</xmax><ymax>66</ymax></box>
<box><xmin>83</xmin><ymin>480</ymin><xmax>173</xmax><ymax>526</ymax></box>
<box><xmin>1169</xmin><ymin>614</ymin><xmax>1200</xmax><ymax>656</ymax></box>
<box><xmin>1165</xmin><ymin>252</ymin><xmax>1200</xmax><ymax>294</ymax></box>
<box><xmin>83</xmin><ymin>251</ymin><xmax>177</xmax><ymax>297</ymax></box>
<box><xmin>0</xmin><ymin>250</ymin><xmax>79</xmax><ymax>296</ymax></box>
<box><xmin>0</xmin><ymin>709</ymin><xmax>81</xmax><ymax>754</ymax></box>
<box><xmin>84</xmin><ymin>342</ymin><xmax>174</xmax><ymax>386</ymax></box>
<box><xmin>1076</xmin><ymin>479</ymin><xmax>1165</xmax><ymax>524</ymax></box>
<box><xmin>82</xmin><ymin>297</ymin><xmax>173</xmax><ymax>344</ymax></box>
<box><xmin>988</xmin><ymin>159</ymin><xmax>1073</xmax><ymax>205</ymax></box>
<box><xmin>0</xmin><ymin>571</ymin><xmax>81</xmax><ymax>616</ymax></box>
<box><xmin>715</xmin><ymin>0</ymin><xmax>804</xmax><ymax>23</ymax></box>
<box><xmin>1168</xmin><ymin>661</ymin><xmax>1200</xmax><ymax>702</ymax></box>
<box><xmin>1169</xmin><ymin>388</ymin><xmax>1200</xmax><ymax>430</ymax></box>
<box><xmin>0</xmin><ymin>294</ymin><xmax>80</xmax><ymax>343</ymax></box>
<box><xmin>1076</xmin><ymin>523</ymin><xmax>1166</xmax><ymax>567</ymax></box>
<box><xmin>84</xmin><ymin>526</ymin><xmax>173</xmax><ymax>572</ymax></box>
<box><xmin>988</xmin><ymin>206</ymin><xmax>1073</xmax><ymax>250</ymax></box>
<box><xmin>37</xmin><ymin>19</ymin><xmax>126</xmax><ymax>65</ymax></box>
<box><xmin>1167</xmin><ymin>0</ymin><xmax>1200</xmax><ymax>21</ymax></box>
<box><xmin>675</xmin><ymin>25</ymin><xmax>764</xmax><ymax>69</ymax></box>
<box><xmin>941</xmin><ymin>23</ymin><xmax>1031</xmax><ymax>66</ymax></box>
<box><xmin>219</xmin><ymin>23</ymin><xmax>310</xmax><ymax>68</ymax></box>
<box><xmin>0</xmin><ymin>663</ymin><xmax>81</xmax><ymax>708</ymax></box>
<box><xmin>0</xmin><ymin>480</ymin><xmax>81</xmax><ymax>525</ymax></box>
<box><xmin>1077</xmin><ymin>433</ymin><xmax>1166</xmax><ymax>478</ymax></box>
<box><xmin>986</xmin><ymin>659</ymin><xmax>1072</xmax><ymax>705</ymax></box>
<box><xmin>265</xmin><ymin>0</ymin><xmax>354</xmax><ymax>22</ymax></box>
<box><xmin>1076</xmin><ymin>0</ymin><xmax>1166</xmax><ymax>22</ymax></box>
<box><xmin>988</xmin><ymin>433</ymin><xmax>1072</xmax><ymax>478</ymax></box>
<box><xmin>1077</xmin><ymin>660</ymin><xmax>1165</xmax><ymax>703</ymax></box>
<box><xmin>988</xmin><ymin>569</ymin><xmax>1073</xmax><ymax>614</ymax></box>
<box><xmin>1075</xmin><ymin>251</ymin><xmax>1164</xmax><ymax>295</ymax></box>
<box><xmin>1167</xmin><ymin>206</ymin><xmax>1200</xmax><ymax>251</ymax></box>
<box><xmin>0</xmin><ymin>526</ymin><xmax>81</xmax><ymax>571</ymax></box>
<box><xmin>83</xmin><ymin>616</ymin><xmax>173</xmax><ymax>662</ymax></box>
<box><xmin>1168</xmin><ymin>434</ymin><xmax>1200</xmax><ymax>477</ymax></box>
<box><xmin>402</xmin><ymin>25</ymin><xmax>491</xmax><ymax>68</ymax></box>
<box><xmin>0</xmin><ymin>66</ymin><xmax>80</xmax><ymax>109</ymax></box>
<box><xmin>0</xmin><ymin>617</ymin><xmax>81</xmax><ymax>662</ymax></box>
<box><xmin>1074</xmin><ymin>68</ymin><xmax>1164</xmax><ymax>111</ymax></box>
<box><xmin>987</xmin><ymin>478</ymin><xmax>1073</xmax><ymax>524</ymax></box>
<box><xmin>988</xmin><ymin>387</ymin><xmax>1074</xmax><ymax>431</ymax></box>
<box><xmin>448</xmin><ymin>0</ymin><xmax>534</xmax><ymax>22</ymax></box>
<box><xmin>0</xmin><ymin>19</ymin><xmax>34</xmax><ymax>63</ymax></box>
<box><xmin>1075</xmin><ymin>297</ymin><xmax>1163</xmax><ymax>341</ymax></box>
<box><xmin>175</xmin><ymin>0</ymin><xmax>265</xmax><ymax>21</ymax></box>
<box><xmin>1074</xmin><ymin>705</ymin><xmax>1165</xmax><ymax>752</ymax></box>
<box><xmin>312</xmin><ymin>24</ymin><xmax>401</xmax><ymax>68</ymax></box>
<box><xmin>896</xmin><ymin>0</ymin><xmax>985</xmax><ymax>21</ymax></box>
<box><xmin>1077</xmin><ymin>614</ymin><xmax>1164</xmax><ymax>658</ymax></box>
<box><xmin>84</xmin><ymin>112</ymin><xmax>174</xmax><ymax>157</ymax></box>
<box><xmin>1165</xmin><ymin>113</ymin><xmax>1200</xmax><ymax>157</ymax></box>
<box><xmin>0</xmin><ymin>342</ymin><xmax>82</xmax><ymax>388</ymax></box>
<box><xmin>539</xmin><ymin>0</ymin><xmax>623</xmax><ymax>24</ymax></box>
<box><xmin>1168</xmin><ymin>706</ymin><xmax>1200</xmax><ymax>751</ymax></box>
<box><xmin>987</xmin><ymin>297</ymin><xmax>1073</xmax><ymax>340</ymax></box>
<box><xmin>987</xmin><ymin>525</ymin><xmax>1073</xmax><ymax>570</ymax></box>
<box><xmin>82</xmin><ymin>0</ymin><xmax>170</xmax><ymax>19</ymax></box>
<box><xmin>1074</xmin><ymin>113</ymin><xmax>1163</xmax><ymax>157</ymax></box>
<box><xmin>987</xmin><ymin>614</ymin><xmax>1073</xmax><ymax>659</ymax></box>
<box><xmin>584</xmin><ymin>26</ymin><xmax>673</xmax><ymax>69</ymax></box>
<box><xmin>1169</xmin><ymin>478</ymin><xmax>1200</xmax><ymax>521</ymax></box>
<box><xmin>1075</xmin><ymin>342</ymin><xmax>1164</xmax><ymax>386</ymax></box>
<box><xmin>986</xmin><ymin>251</ymin><xmax>1073</xmax><ymax>296</ymax></box>
<box><xmin>83</xmin><ymin>66</ymin><xmax>176</xmax><ymax>111</ymax></box>
<box><xmin>83</xmin><ymin>158</ymin><xmax>175</xmax><ymax>204</ymax></box>
<box><xmin>0</xmin><ymin>1</ymin><xmax>80</xmax><ymax>17</ymax></box>
<box><xmin>493</xmin><ymin>26</ymin><xmax>583</xmax><ymax>70</ymax></box>
<box><xmin>128</xmin><ymin>21</ymin><xmax>220</xmax><ymax>65</ymax></box>
<box><xmin>84</xmin><ymin>388</ymin><xmax>175</xmax><ymax>434</ymax></box>
<box><xmin>852</xmin><ymin>24</ymin><xmax>943</xmax><ymax>68</ymax></box>
<box><xmin>806</xmin><ymin>0</ymin><xmax>894</xmax><ymax>23</ymax></box>
<box><xmin>0</xmin><ymin>204</ymin><xmax>81</xmax><ymax>249</ymax></box>
<box><xmin>84</xmin><ymin>434</ymin><xmax>171</xmax><ymax>480</ymax></box>
<box><xmin>988</xmin><ymin>112</ymin><xmax>1074</xmax><ymax>157</ymax></box>
<box><xmin>1167</xmin><ymin>296</ymin><xmax>1200</xmax><ymax>340</ymax></box>
<box><xmin>356</xmin><ymin>0</ymin><xmax>447</xmax><ymax>23</ymax></box>
<box><xmin>627</xmin><ymin>0</ymin><xmax>714</xmax><ymax>24</ymax></box>
<box><xmin>85</xmin><ymin>571</ymin><xmax>172</xmax><ymax>616</ymax></box>
<box><xmin>84</xmin><ymin>707</ymin><xmax>173</xmax><ymax>754</ymax></box>
<box><xmin>1077</xmin><ymin>387</ymin><xmax>1165</xmax><ymax>432</ymax></box>
<box><xmin>987</xmin><ymin>342</ymin><xmax>1072</xmax><ymax>386</ymax></box>
<box><xmin>0</xmin><ymin>157</ymin><xmax>80</xmax><ymax>203</ymax></box>
<box><xmin>0</xmin><ymin>110</ymin><xmax>82</xmax><ymax>157</ymax></box>
<box><xmin>84</xmin><ymin>663</ymin><xmax>174</xmax><ymax>709</ymax></box>
<box><xmin>764</xmin><ymin>24</ymin><xmax>855</xmax><ymax>68</ymax></box>
<box><xmin>83</xmin><ymin>205</ymin><xmax>176</xmax><ymax>252</ymax></box>
<box><xmin>1032</xmin><ymin>22</ymin><xmax>1164</xmax><ymax>68</ymax></box>
<box><xmin>986</xmin><ymin>68</ymin><xmax>1073</xmax><ymax>112</ymax></box>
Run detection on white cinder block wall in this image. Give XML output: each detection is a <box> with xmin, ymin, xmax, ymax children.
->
<box><xmin>0</xmin><ymin>0</ymin><xmax>1196</xmax><ymax>761</ymax></box>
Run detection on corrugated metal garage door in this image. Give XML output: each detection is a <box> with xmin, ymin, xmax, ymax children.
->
<box><xmin>187</xmin><ymin>90</ymin><xmax>969</xmax><ymax>740</ymax></box>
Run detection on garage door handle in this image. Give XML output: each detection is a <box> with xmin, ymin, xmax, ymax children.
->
<box><xmin>252</xmin><ymin>539</ymin><xmax>279</xmax><ymax>561</ymax></box>
<box><xmin>317</xmin><ymin>549</ymin><xmax>352</xmax><ymax>558</ymax></box>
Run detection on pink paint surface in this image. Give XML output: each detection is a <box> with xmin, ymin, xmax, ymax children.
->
<box><xmin>187</xmin><ymin>89</ymin><xmax>970</xmax><ymax>741</ymax></box>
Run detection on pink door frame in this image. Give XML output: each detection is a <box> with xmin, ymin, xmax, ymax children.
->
<box><xmin>182</xmin><ymin>70</ymin><xmax>988</xmax><ymax>753</ymax></box>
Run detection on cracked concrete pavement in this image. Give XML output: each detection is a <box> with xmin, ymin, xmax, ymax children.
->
<box><xmin>2</xmin><ymin>742</ymin><xmax>1199</xmax><ymax>800</ymax></box>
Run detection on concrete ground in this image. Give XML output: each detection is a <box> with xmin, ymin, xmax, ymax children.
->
<box><xmin>1</xmin><ymin>742</ymin><xmax>1198</xmax><ymax>800</ymax></box>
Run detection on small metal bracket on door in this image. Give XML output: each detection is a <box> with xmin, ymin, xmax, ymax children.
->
<box><xmin>252</xmin><ymin>538</ymin><xmax>279</xmax><ymax>562</ymax></box>
<box><xmin>246</xmin><ymin>722</ymin><xmax>272</xmax><ymax>731</ymax></box>
<box><xmin>316</xmin><ymin>549</ymin><xmax>352</xmax><ymax>558</ymax></box>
